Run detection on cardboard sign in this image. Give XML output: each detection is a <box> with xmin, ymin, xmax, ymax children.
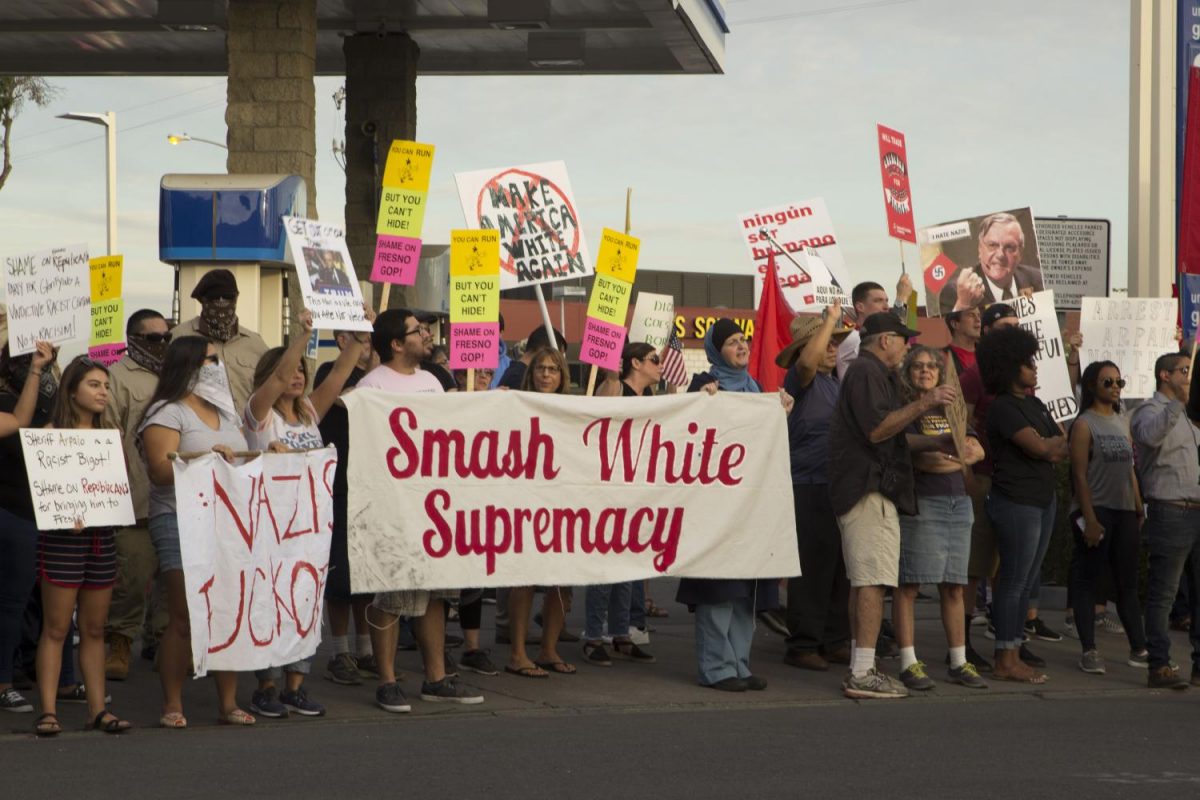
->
<box><xmin>87</xmin><ymin>343</ymin><xmax>126</xmax><ymax>367</ymax></box>
<box><xmin>737</xmin><ymin>199</ymin><xmax>850</xmax><ymax>312</ymax></box>
<box><xmin>1080</xmin><ymin>297</ymin><xmax>1177</xmax><ymax>399</ymax></box>
<box><xmin>284</xmin><ymin>217</ymin><xmax>371</xmax><ymax>332</ymax></box>
<box><xmin>370</xmin><ymin>235</ymin><xmax>422</xmax><ymax>286</ymax></box>
<box><xmin>89</xmin><ymin>255</ymin><xmax>122</xmax><ymax>302</ymax></box>
<box><xmin>594</xmin><ymin>228</ymin><xmax>640</xmax><ymax>283</ymax></box>
<box><xmin>3</xmin><ymin>244</ymin><xmax>91</xmax><ymax>355</ymax></box>
<box><xmin>174</xmin><ymin>449</ymin><xmax>337</xmax><ymax>677</ymax></box>
<box><xmin>455</xmin><ymin>161</ymin><xmax>592</xmax><ymax>290</ymax></box>
<box><xmin>449</xmin><ymin>322</ymin><xmax>500</xmax><ymax>369</ymax></box>
<box><xmin>343</xmin><ymin>389</ymin><xmax>799</xmax><ymax>590</ymax></box>
<box><xmin>580</xmin><ymin>317</ymin><xmax>627</xmax><ymax>371</ymax></box>
<box><xmin>19</xmin><ymin>428</ymin><xmax>135</xmax><ymax>529</ymax></box>
<box><xmin>375</xmin><ymin>187</ymin><xmax>427</xmax><ymax>237</ymax></box>
<box><xmin>448</xmin><ymin>230</ymin><xmax>501</xmax><ymax>370</ymax></box>
<box><xmin>628</xmin><ymin>292</ymin><xmax>675</xmax><ymax>350</ymax></box>
<box><xmin>876</xmin><ymin>124</ymin><xmax>916</xmax><ymax>243</ymax></box>
<box><xmin>1013</xmin><ymin>291</ymin><xmax>1077</xmax><ymax>422</ymax></box>
<box><xmin>586</xmin><ymin>274</ymin><xmax>634</xmax><ymax>327</ymax></box>
<box><xmin>381</xmin><ymin>140</ymin><xmax>435</xmax><ymax>191</ymax></box>
<box><xmin>372</xmin><ymin>140</ymin><xmax>435</xmax><ymax>286</ymax></box>
<box><xmin>90</xmin><ymin>298</ymin><xmax>124</xmax><ymax>345</ymax></box>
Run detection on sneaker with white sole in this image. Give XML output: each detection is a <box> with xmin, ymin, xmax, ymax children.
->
<box><xmin>1127</xmin><ymin>650</ymin><xmax>1149</xmax><ymax>669</ymax></box>
<box><xmin>1024</xmin><ymin>617</ymin><xmax>1063</xmax><ymax>642</ymax></box>
<box><xmin>1079</xmin><ymin>649</ymin><xmax>1106</xmax><ymax>674</ymax></box>
<box><xmin>375</xmin><ymin>681</ymin><xmax>411</xmax><ymax>713</ymax></box>
<box><xmin>420</xmin><ymin>678</ymin><xmax>484</xmax><ymax>704</ymax></box>
<box><xmin>843</xmin><ymin>668</ymin><xmax>910</xmax><ymax>699</ymax></box>
<box><xmin>0</xmin><ymin>687</ymin><xmax>33</xmax><ymax>712</ymax></box>
<box><xmin>1099</xmin><ymin>613</ymin><xmax>1126</xmax><ymax>636</ymax></box>
<box><xmin>250</xmin><ymin>687</ymin><xmax>289</xmax><ymax>718</ymax></box>
<box><xmin>899</xmin><ymin>661</ymin><xmax>935</xmax><ymax>691</ymax></box>
<box><xmin>947</xmin><ymin>662</ymin><xmax>989</xmax><ymax>689</ymax></box>
<box><xmin>325</xmin><ymin>652</ymin><xmax>363</xmax><ymax>686</ymax></box>
<box><xmin>280</xmin><ymin>687</ymin><xmax>326</xmax><ymax>716</ymax></box>
<box><xmin>1062</xmin><ymin>617</ymin><xmax>1079</xmax><ymax>640</ymax></box>
<box><xmin>459</xmin><ymin>649</ymin><xmax>499</xmax><ymax>676</ymax></box>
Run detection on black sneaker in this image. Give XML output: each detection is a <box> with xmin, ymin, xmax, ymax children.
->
<box><xmin>705</xmin><ymin>677</ymin><xmax>748</xmax><ymax>692</ymax></box>
<box><xmin>744</xmin><ymin>675</ymin><xmax>767</xmax><ymax>691</ymax></box>
<box><xmin>280</xmin><ymin>687</ymin><xmax>326</xmax><ymax>716</ymax></box>
<box><xmin>376</xmin><ymin>681</ymin><xmax>412</xmax><ymax>712</ymax></box>
<box><xmin>325</xmin><ymin>652</ymin><xmax>363</xmax><ymax>685</ymax></box>
<box><xmin>445</xmin><ymin>633</ymin><xmax>464</xmax><ymax>649</ymax></box>
<box><xmin>0</xmin><ymin>687</ymin><xmax>33</xmax><ymax>712</ymax></box>
<box><xmin>1018</xmin><ymin>643</ymin><xmax>1046</xmax><ymax>668</ymax></box>
<box><xmin>611</xmin><ymin>641</ymin><xmax>656</xmax><ymax>664</ymax></box>
<box><xmin>1024</xmin><ymin>617</ymin><xmax>1063</xmax><ymax>642</ymax></box>
<box><xmin>583</xmin><ymin>641</ymin><xmax>613</xmax><ymax>667</ymax></box>
<box><xmin>250</xmin><ymin>687</ymin><xmax>289</xmax><ymax>718</ymax></box>
<box><xmin>356</xmin><ymin>653</ymin><xmax>380</xmax><ymax>679</ymax></box>
<box><xmin>420</xmin><ymin>678</ymin><xmax>483</xmax><ymax>704</ymax></box>
<box><xmin>459</xmin><ymin>649</ymin><xmax>499</xmax><ymax>676</ymax></box>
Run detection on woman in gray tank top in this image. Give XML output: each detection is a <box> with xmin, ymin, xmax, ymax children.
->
<box><xmin>1067</xmin><ymin>361</ymin><xmax>1147</xmax><ymax>675</ymax></box>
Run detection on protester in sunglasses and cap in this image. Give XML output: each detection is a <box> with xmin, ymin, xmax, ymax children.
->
<box><xmin>101</xmin><ymin>309</ymin><xmax>174</xmax><ymax>682</ymax></box>
<box><xmin>173</xmin><ymin>269</ymin><xmax>268</xmax><ymax>414</ymax></box>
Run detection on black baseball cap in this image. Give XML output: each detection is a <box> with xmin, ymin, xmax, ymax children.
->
<box><xmin>980</xmin><ymin>303</ymin><xmax>1017</xmax><ymax>330</ymax></box>
<box><xmin>862</xmin><ymin>311</ymin><xmax>920</xmax><ymax>340</ymax></box>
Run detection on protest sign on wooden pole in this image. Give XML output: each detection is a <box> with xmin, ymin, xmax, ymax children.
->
<box><xmin>585</xmin><ymin>187</ymin><xmax>635</xmax><ymax>396</ymax></box>
<box><xmin>448</xmin><ymin>229</ymin><xmax>501</xmax><ymax>383</ymax></box>
<box><xmin>581</xmin><ymin>226</ymin><xmax>639</xmax><ymax>395</ymax></box>
<box><xmin>374</xmin><ymin>141</ymin><xmax>434</xmax><ymax>313</ymax></box>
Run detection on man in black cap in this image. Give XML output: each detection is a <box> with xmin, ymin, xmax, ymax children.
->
<box><xmin>830</xmin><ymin>311</ymin><xmax>957</xmax><ymax>699</ymax></box>
<box><xmin>174</xmin><ymin>268</ymin><xmax>268</xmax><ymax>413</ymax></box>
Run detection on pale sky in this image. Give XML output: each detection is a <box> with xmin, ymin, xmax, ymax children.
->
<box><xmin>0</xmin><ymin>0</ymin><xmax>1131</xmax><ymax>326</ymax></box>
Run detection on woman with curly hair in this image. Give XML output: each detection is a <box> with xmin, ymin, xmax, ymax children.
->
<box><xmin>977</xmin><ymin>326</ymin><xmax>1068</xmax><ymax>683</ymax></box>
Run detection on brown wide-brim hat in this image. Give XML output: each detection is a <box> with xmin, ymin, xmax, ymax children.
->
<box><xmin>775</xmin><ymin>314</ymin><xmax>854</xmax><ymax>369</ymax></box>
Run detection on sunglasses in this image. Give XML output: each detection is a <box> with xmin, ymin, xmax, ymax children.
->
<box><xmin>1102</xmin><ymin>378</ymin><xmax>1126</xmax><ymax>389</ymax></box>
<box><xmin>642</xmin><ymin>355</ymin><xmax>661</xmax><ymax>365</ymax></box>
<box><xmin>132</xmin><ymin>332</ymin><xmax>173</xmax><ymax>344</ymax></box>
<box><xmin>204</xmin><ymin>293</ymin><xmax>238</xmax><ymax>303</ymax></box>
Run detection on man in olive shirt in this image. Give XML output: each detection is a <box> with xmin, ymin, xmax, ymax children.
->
<box><xmin>103</xmin><ymin>309</ymin><xmax>172</xmax><ymax>680</ymax></box>
<box><xmin>173</xmin><ymin>269</ymin><xmax>267</xmax><ymax>414</ymax></box>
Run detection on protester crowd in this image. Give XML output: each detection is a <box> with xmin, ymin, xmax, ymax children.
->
<box><xmin>2</xmin><ymin>263</ymin><xmax>1200</xmax><ymax>737</ymax></box>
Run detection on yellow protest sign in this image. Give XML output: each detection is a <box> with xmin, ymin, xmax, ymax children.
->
<box><xmin>382</xmin><ymin>141</ymin><xmax>436</xmax><ymax>191</ymax></box>
<box><xmin>90</xmin><ymin>298</ymin><xmax>124</xmax><ymax>345</ymax></box>
<box><xmin>450</xmin><ymin>229</ymin><xmax>501</xmax><ymax>277</ymax></box>
<box><xmin>586</xmin><ymin>273</ymin><xmax>633</xmax><ymax>326</ymax></box>
<box><xmin>449</xmin><ymin>277</ymin><xmax>500</xmax><ymax>322</ymax></box>
<box><xmin>376</xmin><ymin>188</ymin><xmax>428</xmax><ymax>236</ymax></box>
<box><xmin>594</xmin><ymin>228</ymin><xmax>640</xmax><ymax>283</ymax></box>
<box><xmin>89</xmin><ymin>255</ymin><xmax>123</xmax><ymax>302</ymax></box>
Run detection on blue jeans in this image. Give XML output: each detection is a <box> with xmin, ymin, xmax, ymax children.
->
<box><xmin>1143</xmin><ymin>502</ymin><xmax>1200</xmax><ymax>670</ymax></box>
<box><xmin>584</xmin><ymin>582</ymin><xmax>633</xmax><ymax>641</ymax></box>
<box><xmin>630</xmin><ymin>580</ymin><xmax>646</xmax><ymax>629</ymax></box>
<box><xmin>694</xmin><ymin>598</ymin><xmax>754</xmax><ymax>685</ymax></box>
<box><xmin>987</xmin><ymin>492</ymin><xmax>1054</xmax><ymax>651</ymax></box>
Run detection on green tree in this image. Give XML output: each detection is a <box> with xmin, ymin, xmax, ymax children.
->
<box><xmin>0</xmin><ymin>77</ymin><xmax>58</xmax><ymax>192</ymax></box>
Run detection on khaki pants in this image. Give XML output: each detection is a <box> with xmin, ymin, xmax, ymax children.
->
<box><xmin>104</xmin><ymin>526</ymin><xmax>167</xmax><ymax>643</ymax></box>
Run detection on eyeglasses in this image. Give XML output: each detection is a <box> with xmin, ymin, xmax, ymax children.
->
<box><xmin>132</xmin><ymin>332</ymin><xmax>173</xmax><ymax>344</ymax></box>
<box><xmin>1171</xmin><ymin>365</ymin><xmax>1191</xmax><ymax>376</ymax></box>
<box><xmin>1101</xmin><ymin>378</ymin><xmax>1127</xmax><ymax>389</ymax></box>
<box><xmin>642</xmin><ymin>355</ymin><xmax>661</xmax><ymax>365</ymax></box>
<box><xmin>910</xmin><ymin>361</ymin><xmax>939</xmax><ymax>372</ymax></box>
<box><xmin>403</xmin><ymin>325</ymin><xmax>432</xmax><ymax>338</ymax></box>
<box><xmin>204</xmin><ymin>354</ymin><xmax>220</xmax><ymax>365</ymax></box>
<box><xmin>534</xmin><ymin>365</ymin><xmax>561</xmax><ymax>374</ymax></box>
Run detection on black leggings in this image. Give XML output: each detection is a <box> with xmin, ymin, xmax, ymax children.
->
<box><xmin>457</xmin><ymin>590</ymin><xmax>482</xmax><ymax>632</ymax></box>
<box><xmin>1069</xmin><ymin>507</ymin><xmax>1146</xmax><ymax>652</ymax></box>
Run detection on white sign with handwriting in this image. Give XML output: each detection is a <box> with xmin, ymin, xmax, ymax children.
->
<box><xmin>19</xmin><ymin>428</ymin><xmax>135</xmax><ymax>529</ymax></box>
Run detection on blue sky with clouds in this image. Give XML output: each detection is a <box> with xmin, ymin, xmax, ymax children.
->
<box><xmin>0</xmin><ymin>0</ymin><xmax>1130</xmax><ymax>319</ymax></box>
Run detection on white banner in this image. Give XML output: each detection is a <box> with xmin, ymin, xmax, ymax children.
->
<box><xmin>454</xmin><ymin>161</ymin><xmax>592</xmax><ymax>291</ymax></box>
<box><xmin>737</xmin><ymin>198</ymin><xmax>851</xmax><ymax>312</ymax></box>
<box><xmin>1012</xmin><ymin>291</ymin><xmax>1077</xmax><ymax>422</ymax></box>
<box><xmin>19</xmin><ymin>428</ymin><xmax>135</xmax><ymax>529</ymax></box>
<box><xmin>283</xmin><ymin>217</ymin><xmax>371</xmax><ymax>332</ymax></box>
<box><xmin>344</xmin><ymin>389</ymin><xmax>799</xmax><ymax>591</ymax></box>
<box><xmin>1079</xmin><ymin>297</ymin><xmax>1177</xmax><ymax>399</ymax></box>
<box><xmin>2</xmin><ymin>244</ymin><xmax>91</xmax><ymax>355</ymax></box>
<box><xmin>627</xmin><ymin>292</ymin><xmax>675</xmax><ymax>349</ymax></box>
<box><xmin>174</xmin><ymin>449</ymin><xmax>337</xmax><ymax>676</ymax></box>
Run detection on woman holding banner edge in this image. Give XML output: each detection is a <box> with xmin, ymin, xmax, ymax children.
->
<box><xmin>139</xmin><ymin>336</ymin><xmax>254</xmax><ymax>728</ymax></box>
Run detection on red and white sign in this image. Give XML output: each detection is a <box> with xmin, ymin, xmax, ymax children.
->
<box><xmin>174</xmin><ymin>449</ymin><xmax>336</xmax><ymax>676</ymax></box>
<box><xmin>737</xmin><ymin>198</ymin><xmax>851</xmax><ymax>312</ymax></box>
<box><xmin>877</xmin><ymin>124</ymin><xmax>916</xmax><ymax>243</ymax></box>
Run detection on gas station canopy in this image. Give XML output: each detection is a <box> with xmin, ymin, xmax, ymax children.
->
<box><xmin>0</xmin><ymin>0</ymin><xmax>727</xmax><ymax>76</ymax></box>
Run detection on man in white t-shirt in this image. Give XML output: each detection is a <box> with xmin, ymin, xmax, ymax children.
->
<box><xmin>358</xmin><ymin>308</ymin><xmax>483</xmax><ymax>710</ymax></box>
<box><xmin>836</xmin><ymin>275</ymin><xmax>912</xmax><ymax>380</ymax></box>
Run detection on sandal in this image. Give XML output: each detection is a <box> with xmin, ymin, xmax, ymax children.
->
<box><xmin>535</xmin><ymin>660</ymin><xmax>577</xmax><ymax>675</ymax></box>
<box><xmin>504</xmin><ymin>664</ymin><xmax>549</xmax><ymax>679</ymax></box>
<box><xmin>92</xmin><ymin>709</ymin><xmax>132</xmax><ymax>734</ymax></box>
<box><xmin>159</xmin><ymin>711</ymin><xmax>188</xmax><ymax>729</ymax></box>
<box><xmin>645</xmin><ymin>599</ymin><xmax>670</xmax><ymax>618</ymax></box>
<box><xmin>34</xmin><ymin>712</ymin><xmax>61</xmax><ymax>737</ymax></box>
<box><xmin>218</xmin><ymin>708</ymin><xmax>256</xmax><ymax>726</ymax></box>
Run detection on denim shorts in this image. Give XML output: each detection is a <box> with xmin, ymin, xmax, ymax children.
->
<box><xmin>148</xmin><ymin>514</ymin><xmax>183</xmax><ymax>573</ymax></box>
<box><xmin>898</xmin><ymin>494</ymin><xmax>972</xmax><ymax>585</ymax></box>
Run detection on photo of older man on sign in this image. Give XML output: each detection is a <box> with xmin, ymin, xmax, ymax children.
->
<box><xmin>921</xmin><ymin>208</ymin><xmax>1044</xmax><ymax>316</ymax></box>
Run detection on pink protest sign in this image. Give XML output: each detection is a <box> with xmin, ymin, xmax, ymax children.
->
<box><xmin>88</xmin><ymin>342</ymin><xmax>126</xmax><ymax>366</ymax></box>
<box><xmin>580</xmin><ymin>317</ymin><xmax>626</xmax><ymax>371</ymax></box>
<box><xmin>370</xmin><ymin>235</ymin><xmax>422</xmax><ymax>285</ymax></box>
<box><xmin>449</xmin><ymin>322</ymin><xmax>500</xmax><ymax>370</ymax></box>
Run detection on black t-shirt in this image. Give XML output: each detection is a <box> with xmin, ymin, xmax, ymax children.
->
<box><xmin>987</xmin><ymin>392</ymin><xmax>1059</xmax><ymax>506</ymax></box>
<box><xmin>0</xmin><ymin>391</ymin><xmax>51</xmax><ymax>520</ymax></box>
<box><xmin>314</xmin><ymin>362</ymin><xmax>366</xmax><ymax>499</ymax></box>
<box><xmin>621</xmin><ymin>382</ymin><xmax>653</xmax><ymax>397</ymax></box>
<box><xmin>498</xmin><ymin>361</ymin><xmax>527</xmax><ymax>390</ymax></box>
<box><xmin>420</xmin><ymin>361</ymin><xmax>457</xmax><ymax>392</ymax></box>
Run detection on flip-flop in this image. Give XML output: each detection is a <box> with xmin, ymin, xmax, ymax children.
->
<box><xmin>993</xmin><ymin>671</ymin><xmax>1048</xmax><ymax>685</ymax></box>
<box><xmin>505</xmin><ymin>664</ymin><xmax>549</xmax><ymax>679</ymax></box>
<box><xmin>159</xmin><ymin>711</ymin><xmax>188</xmax><ymax>729</ymax></box>
<box><xmin>535</xmin><ymin>660</ymin><xmax>577</xmax><ymax>675</ymax></box>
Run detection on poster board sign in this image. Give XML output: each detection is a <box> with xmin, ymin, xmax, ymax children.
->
<box><xmin>628</xmin><ymin>292</ymin><xmax>675</xmax><ymax>349</ymax></box>
<box><xmin>580</xmin><ymin>229</ymin><xmax>640</xmax><ymax>371</ymax></box>
<box><xmin>1013</xmin><ymin>291</ymin><xmax>1077</xmax><ymax>422</ymax></box>
<box><xmin>1182</xmin><ymin>273</ymin><xmax>1200</xmax><ymax>344</ymax></box>
<box><xmin>3</xmin><ymin>244</ymin><xmax>91</xmax><ymax>355</ymax></box>
<box><xmin>89</xmin><ymin>255</ymin><xmax>122</xmax><ymax>302</ymax></box>
<box><xmin>19</xmin><ymin>428</ymin><xmax>135</xmax><ymax>529</ymax></box>
<box><xmin>1032</xmin><ymin>217</ymin><xmax>1111</xmax><ymax>311</ymax></box>
<box><xmin>174</xmin><ymin>449</ymin><xmax>337</xmax><ymax>677</ymax></box>
<box><xmin>919</xmin><ymin>206</ymin><xmax>1043</xmax><ymax>316</ymax></box>
<box><xmin>876</xmin><ymin>124</ymin><xmax>916</xmax><ymax>243</ymax></box>
<box><xmin>372</xmin><ymin>141</ymin><xmax>435</xmax><ymax>286</ymax></box>
<box><xmin>455</xmin><ymin>161</ymin><xmax>592</xmax><ymax>290</ymax></box>
<box><xmin>343</xmin><ymin>389</ymin><xmax>799</xmax><ymax>590</ymax></box>
<box><xmin>90</xmin><ymin>298</ymin><xmax>124</xmax><ymax>346</ymax></box>
<box><xmin>1079</xmin><ymin>297</ymin><xmax>1177</xmax><ymax>399</ymax></box>
<box><xmin>284</xmin><ymin>217</ymin><xmax>371</xmax><ymax>332</ymax></box>
<box><xmin>88</xmin><ymin>343</ymin><xmax>126</xmax><ymax>366</ymax></box>
<box><xmin>737</xmin><ymin>198</ymin><xmax>851</xmax><ymax>311</ymax></box>
<box><xmin>448</xmin><ymin>229</ymin><xmax>501</xmax><ymax>370</ymax></box>
<box><xmin>370</xmin><ymin>236</ymin><xmax>422</xmax><ymax>285</ymax></box>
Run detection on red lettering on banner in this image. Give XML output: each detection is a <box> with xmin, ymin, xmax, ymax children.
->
<box><xmin>387</xmin><ymin>407</ymin><xmax>560</xmax><ymax>480</ymax></box>
<box><xmin>270</xmin><ymin>560</ymin><xmax>296</xmax><ymax>634</ymax></box>
<box><xmin>199</xmin><ymin>571</ymin><xmax>245</xmax><ymax>654</ymax></box>
<box><xmin>212</xmin><ymin>471</ymin><xmax>255</xmax><ymax>552</ymax></box>
<box><xmin>248</xmin><ymin>567</ymin><xmax>274</xmax><ymax>646</ymax></box>
<box><xmin>582</xmin><ymin>417</ymin><xmax>744</xmax><ymax>486</ymax></box>
<box><xmin>291</xmin><ymin>561</ymin><xmax>321</xmax><ymax>637</ymax></box>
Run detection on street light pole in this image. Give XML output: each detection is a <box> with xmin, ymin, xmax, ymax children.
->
<box><xmin>58</xmin><ymin>111</ymin><xmax>117</xmax><ymax>255</ymax></box>
<box><xmin>167</xmin><ymin>132</ymin><xmax>228</xmax><ymax>150</ymax></box>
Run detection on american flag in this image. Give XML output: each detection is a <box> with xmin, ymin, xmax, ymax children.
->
<box><xmin>660</xmin><ymin>330</ymin><xmax>689</xmax><ymax>387</ymax></box>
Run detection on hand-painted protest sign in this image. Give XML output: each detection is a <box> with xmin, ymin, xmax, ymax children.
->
<box><xmin>174</xmin><ymin>449</ymin><xmax>336</xmax><ymax>676</ymax></box>
<box><xmin>3</xmin><ymin>244</ymin><xmax>91</xmax><ymax>355</ymax></box>
<box><xmin>89</xmin><ymin>255</ymin><xmax>122</xmax><ymax>302</ymax></box>
<box><xmin>371</xmin><ymin>236</ymin><xmax>421</xmax><ymax>285</ymax></box>
<box><xmin>876</xmin><ymin>124</ymin><xmax>916</xmax><ymax>243</ymax></box>
<box><xmin>19</xmin><ymin>428</ymin><xmax>135</xmax><ymax>530</ymax></box>
<box><xmin>455</xmin><ymin>161</ymin><xmax>592</xmax><ymax>290</ymax></box>
<box><xmin>373</xmin><ymin>141</ymin><xmax>435</xmax><ymax>286</ymax></box>
<box><xmin>919</xmin><ymin>206</ymin><xmax>1043</xmax><ymax>317</ymax></box>
<box><xmin>449</xmin><ymin>229</ymin><xmax>501</xmax><ymax>370</ymax></box>
<box><xmin>344</xmin><ymin>389</ymin><xmax>799</xmax><ymax>590</ymax></box>
<box><xmin>284</xmin><ymin>216</ymin><xmax>371</xmax><ymax>332</ymax></box>
<box><xmin>1032</xmin><ymin>217</ymin><xmax>1111</xmax><ymax>311</ymax></box>
<box><xmin>737</xmin><ymin>199</ymin><xmax>850</xmax><ymax>311</ymax></box>
<box><xmin>1080</xmin><ymin>297</ymin><xmax>1177</xmax><ymax>399</ymax></box>
<box><xmin>581</xmin><ymin>229</ymin><xmax>639</xmax><ymax>372</ymax></box>
<box><xmin>87</xmin><ymin>343</ymin><xmax>125</xmax><ymax>367</ymax></box>
<box><xmin>1013</xmin><ymin>291</ymin><xmax>1077</xmax><ymax>422</ymax></box>
<box><xmin>628</xmin><ymin>292</ymin><xmax>674</xmax><ymax>350</ymax></box>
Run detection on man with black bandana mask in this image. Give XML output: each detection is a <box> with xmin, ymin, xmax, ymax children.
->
<box><xmin>173</xmin><ymin>269</ymin><xmax>267</xmax><ymax>414</ymax></box>
<box><xmin>102</xmin><ymin>309</ymin><xmax>172</xmax><ymax>681</ymax></box>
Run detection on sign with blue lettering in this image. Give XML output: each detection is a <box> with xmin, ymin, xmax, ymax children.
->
<box><xmin>1177</xmin><ymin>2</ymin><xmax>1200</xmax><ymax>223</ymax></box>
<box><xmin>1181</xmin><ymin>272</ymin><xmax>1200</xmax><ymax>343</ymax></box>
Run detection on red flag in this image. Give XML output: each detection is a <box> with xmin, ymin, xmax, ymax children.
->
<box><xmin>748</xmin><ymin>249</ymin><xmax>794</xmax><ymax>393</ymax></box>
<box><xmin>924</xmin><ymin>252</ymin><xmax>958</xmax><ymax>297</ymax></box>
<box><xmin>1180</xmin><ymin>66</ymin><xmax>1200</xmax><ymax>277</ymax></box>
